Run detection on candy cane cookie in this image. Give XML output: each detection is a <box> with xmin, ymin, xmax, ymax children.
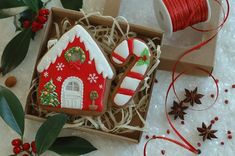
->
<box><xmin>111</xmin><ymin>38</ymin><xmax>152</xmax><ymax>107</ymax></box>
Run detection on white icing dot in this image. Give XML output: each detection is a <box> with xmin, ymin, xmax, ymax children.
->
<box><xmin>99</xmin><ymin>84</ymin><xmax>103</xmax><ymax>89</ymax></box>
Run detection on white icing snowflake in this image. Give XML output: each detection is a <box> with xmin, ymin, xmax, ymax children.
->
<box><xmin>99</xmin><ymin>84</ymin><xmax>103</xmax><ymax>89</ymax></box>
<box><xmin>44</xmin><ymin>72</ymin><xmax>48</xmax><ymax>78</ymax></box>
<box><xmin>56</xmin><ymin>63</ymin><xmax>65</xmax><ymax>71</ymax></box>
<box><xmin>88</xmin><ymin>60</ymin><xmax>92</xmax><ymax>64</ymax></box>
<box><xmin>88</xmin><ymin>73</ymin><xmax>98</xmax><ymax>83</ymax></box>
<box><xmin>57</xmin><ymin>76</ymin><xmax>62</xmax><ymax>82</ymax></box>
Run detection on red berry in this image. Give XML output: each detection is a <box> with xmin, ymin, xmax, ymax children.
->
<box><xmin>22</xmin><ymin>143</ymin><xmax>30</xmax><ymax>151</ymax></box>
<box><xmin>37</xmin><ymin>15</ymin><xmax>48</xmax><ymax>24</ymax></box>
<box><xmin>32</xmin><ymin>21</ymin><xmax>43</xmax><ymax>32</ymax></box>
<box><xmin>225</xmin><ymin>100</ymin><xmax>229</xmax><ymax>105</ymax></box>
<box><xmin>215</xmin><ymin>117</ymin><xmax>219</xmax><ymax>121</ymax></box>
<box><xmin>232</xmin><ymin>84</ymin><xmax>235</xmax><ymax>88</ymax></box>
<box><xmin>220</xmin><ymin>141</ymin><xmax>224</xmax><ymax>145</ymax></box>
<box><xmin>31</xmin><ymin>141</ymin><xmax>37</xmax><ymax>153</ymax></box>
<box><xmin>11</xmin><ymin>139</ymin><xmax>22</xmax><ymax>147</ymax></box>
<box><xmin>31</xmin><ymin>141</ymin><xmax>36</xmax><ymax>148</ymax></box>
<box><xmin>228</xmin><ymin>131</ymin><xmax>232</xmax><ymax>134</ymax></box>
<box><xmin>197</xmin><ymin>142</ymin><xmax>201</xmax><ymax>147</ymax></box>
<box><xmin>228</xmin><ymin>135</ymin><xmax>233</xmax><ymax>139</ymax></box>
<box><xmin>32</xmin><ymin>147</ymin><xmax>37</xmax><ymax>153</ymax></box>
<box><xmin>145</xmin><ymin>135</ymin><xmax>149</xmax><ymax>139</ymax></box>
<box><xmin>152</xmin><ymin>135</ymin><xmax>157</xmax><ymax>139</ymax></box>
<box><xmin>211</xmin><ymin>120</ymin><xmax>215</xmax><ymax>124</ymax></box>
<box><xmin>166</xmin><ymin>129</ymin><xmax>170</xmax><ymax>134</ymax></box>
<box><xmin>181</xmin><ymin>121</ymin><xmax>185</xmax><ymax>125</ymax></box>
<box><xmin>39</xmin><ymin>9</ymin><xmax>49</xmax><ymax>16</ymax></box>
<box><xmin>210</xmin><ymin>94</ymin><xmax>215</xmax><ymax>98</ymax></box>
<box><xmin>13</xmin><ymin>146</ymin><xmax>21</xmax><ymax>154</ymax></box>
<box><xmin>23</xmin><ymin>20</ymin><xmax>31</xmax><ymax>28</ymax></box>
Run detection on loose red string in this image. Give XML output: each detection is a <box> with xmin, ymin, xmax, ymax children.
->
<box><xmin>172</xmin><ymin>0</ymin><xmax>229</xmax><ymax>110</ymax></box>
<box><xmin>144</xmin><ymin>0</ymin><xmax>230</xmax><ymax>155</ymax></box>
<box><xmin>144</xmin><ymin>67</ymin><xmax>219</xmax><ymax>156</ymax></box>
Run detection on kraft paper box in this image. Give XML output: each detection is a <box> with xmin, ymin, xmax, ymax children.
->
<box><xmin>25</xmin><ymin>7</ymin><xmax>163</xmax><ymax>143</ymax></box>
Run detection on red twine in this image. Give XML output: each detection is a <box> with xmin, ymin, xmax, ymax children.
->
<box><xmin>163</xmin><ymin>0</ymin><xmax>209</xmax><ymax>32</ymax></box>
<box><xmin>144</xmin><ymin>0</ymin><xmax>230</xmax><ymax>155</ymax></box>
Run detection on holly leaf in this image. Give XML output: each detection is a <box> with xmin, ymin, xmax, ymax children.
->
<box><xmin>38</xmin><ymin>0</ymin><xmax>43</xmax><ymax>9</ymax></box>
<box><xmin>0</xmin><ymin>6</ymin><xmax>28</xmax><ymax>19</ymax></box>
<box><xmin>0</xmin><ymin>0</ymin><xmax>27</xmax><ymax>19</ymax></box>
<box><xmin>49</xmin><ymin>136</ymin><xmax>97</xmax><ymax>156</ymax></box>
<box><xmin>1</xmin><ymin>29</ymin><xmax>32</xmax><ymax>75</ymax></box>
<box><xmin>60</xmin><ymin>0</ymin><xmax>83</xmax><ymax>11</ymax></box>
<box><xmin>22</xmin><ymin>0</ymin><xmax>40</xmax><ymax>12</ymax></box>
<box><xmin>35</xmin><ymin>114</ymin><xmax>68</xmax><ymax>155</ymax></box>
<box><xmin>0</xmin><ymin>0</ymin><xmax>26</xmax><ymax>9</ymax></box>
<box><xmin>0</xmin><ymin>85</ymin><xmax>25</xmax><ymax>137</ymax></box>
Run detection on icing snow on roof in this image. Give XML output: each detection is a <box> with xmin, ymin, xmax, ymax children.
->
<box><xmin>37</xmin><ymin>25</ymin><xmax>114</xmax><ymax>79</ymax></box>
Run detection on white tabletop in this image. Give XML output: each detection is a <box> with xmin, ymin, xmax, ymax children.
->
<box><xmin>0</xmin><ymin>0</ymin><xmax>234</xmax><ymax>156</ymax></box>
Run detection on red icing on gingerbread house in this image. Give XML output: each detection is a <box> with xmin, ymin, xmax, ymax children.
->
<box><xmin>37</xmin><ymin>25</ymin><xmax>114</xmax><ymax>115</ymax></box>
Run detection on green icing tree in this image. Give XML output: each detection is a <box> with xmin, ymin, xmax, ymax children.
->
<box><xmin>40</xmin><ymin>80</ymin><xmax>60</xmax><ymax>107</ymax></box>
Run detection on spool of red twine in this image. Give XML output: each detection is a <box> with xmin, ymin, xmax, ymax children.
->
<box><xmin>154</xmin><ymin>0</ymin><xmax>211</xmax><ymax>34</ymax></box>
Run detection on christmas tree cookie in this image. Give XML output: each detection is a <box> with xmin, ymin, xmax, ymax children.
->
<box><xmin>37</xmin><ymin>25</ymin><xmax>115</xmax><ymax>116</ymax></box>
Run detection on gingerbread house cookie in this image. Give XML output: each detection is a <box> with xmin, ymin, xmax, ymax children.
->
<box><xmin>37</xmin><ymin>25</ymin><xmax>115</xmax><ymax>116</ymax></box>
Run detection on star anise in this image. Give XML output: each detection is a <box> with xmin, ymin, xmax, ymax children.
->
<box><xmin>168</xmin><ymin>101</ymin><xmax>188</xmax><ymax>120</ymax></box>
<box><xmin>197</xmin><ymin>122</ymin><xmax>218</xmax><ymax>141</ymax></box>
<box><xmin>184</xmin><ymin>87</ymin><xmax>204</xmax><ymax>106</ymax></box>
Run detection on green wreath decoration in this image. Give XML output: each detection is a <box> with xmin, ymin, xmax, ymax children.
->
<box><xmin>64</xmin><ymin>46</ymin><xmax>86</xmax><ymax>63</ymax></box>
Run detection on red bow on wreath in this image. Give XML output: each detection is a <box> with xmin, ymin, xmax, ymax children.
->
<box><xmin>69</xmin><ymin>61</ymin><xmax>82</xmax><ymax>70</ymax></box>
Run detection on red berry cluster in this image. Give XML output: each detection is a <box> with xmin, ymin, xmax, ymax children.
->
<box><xmin>211</xmin><ymin>116</ymin><xmax>219</xmax><ymax>125</ymax></box>
<box><xmin>11</xmin><ymin>138</ymin><xmax>37</xmax><ymax>155</ymax></box>
<box><xmin>227</xmin><ymin>131</ymin><xmax>233</xmax><ymax>140</ymax></box>
<box><xmin>23</xmin><ymin>9</ymin><xmax>49</xmax><ymax>32</ymax></box>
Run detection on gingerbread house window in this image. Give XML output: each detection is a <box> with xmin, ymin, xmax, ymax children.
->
<box><xmin>61</xmin><ymin>77</ymin><xmax>84</xmax><ymax>109</ymax></box>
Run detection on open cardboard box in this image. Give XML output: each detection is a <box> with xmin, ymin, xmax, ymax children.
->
<box><xmin>25</xmin><ymin>7</ymin><xmax>163</xmax><ymax>143</ymax></box>
<box><xmin>105</xmin><ymin>0</ymin><xmax>221</xmax><ymax>76</ymax></box>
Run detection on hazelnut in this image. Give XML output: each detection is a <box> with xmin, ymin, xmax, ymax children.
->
<box><xmin>5</xmin><ymin>76</ymin><xmax>17</xmax><ymax>88</ymax></box>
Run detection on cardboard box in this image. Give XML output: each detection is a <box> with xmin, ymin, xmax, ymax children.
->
<box><xmin>25</xmin><ymin>7</ymin><xmax>163</xmax><ymax>143</ymax></box>
<box><xmin>103</xmin><ymin>0</ymin><xmax>121</xmax><ymax>17</ymax></box>
<box><xmin>106</xmin><ymin>0</ymin><xmax>221</xmax><ymax>76</ymax></box>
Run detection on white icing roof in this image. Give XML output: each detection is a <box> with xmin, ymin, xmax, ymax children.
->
<box><xmin>37</xmin><ymin>25</ymin><xmax>114</xmax><ymax>79</ymax></box>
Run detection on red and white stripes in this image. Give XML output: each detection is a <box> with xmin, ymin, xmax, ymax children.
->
<box><xmin>111</xmin><ymin>38</ymin><xmax>151</xmax><ymax>107</ymax></box>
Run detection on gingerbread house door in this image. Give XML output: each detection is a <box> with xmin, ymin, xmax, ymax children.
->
<box><xmin>61</xmin><ymin>77</ymin><xmax>84</xmax><ymax>109</ymax></box>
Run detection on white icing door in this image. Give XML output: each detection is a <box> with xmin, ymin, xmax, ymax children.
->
<box><xmin>61</xmin><ymin>77</ymin><xmax>83</xmax><ymax>109</ymax></box>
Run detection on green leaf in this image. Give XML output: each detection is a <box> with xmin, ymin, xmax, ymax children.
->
<box><xmin>60</xmin><ymin>0</ymin><xmax>83</xmax><ymax>11</ymax></box>
<box><xmin>0</xmin><ymin>85</ymin><xmax>25</xmax><ymax>137</ymax></box>
<box><xmin>0</xmin><ymin>0</ymin><xmax>25</xmax><ymax>9</ymax></box>
<box><xmin>49</xmin><ymin>136</ymin><xmax>97</xmax><ymax>156</ymax></box>
<box><xmin>38</xmin><ymin>0</ymin><xmax>43</xmax><ymax>9</ymax></box>
<box><xmin>22</xmin><ymin>0</ymin><xmax>39</xmax><ymax>12</ymax></box>
<box><xmin>35</xmin><ymin>114</ymin><xmax>68</xmax><ymax>155</ymax></box>
<box><xmin>141</xmin><ymin>48</ymin><xmax>150</xmax><ymax>57</ymax></box>
<box><xmin>0</xmin><ymin>6</ymin><xmax>28</xmax><ymax>19</ymax></box>
<box><xmin>1</xmin><ymin>29</ymin><xmax>32</xmax><ymax>75</ymax></box>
